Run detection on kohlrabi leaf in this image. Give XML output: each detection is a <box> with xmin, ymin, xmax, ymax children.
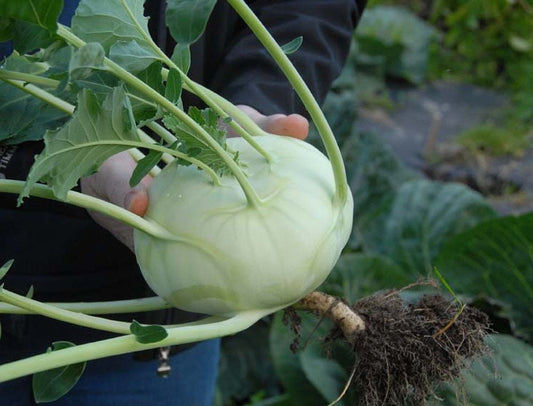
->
<box><xmin>323</xmin><ymin>253</ymin><xmax>411</xmax><ymax>303</ymax></box>
<box><xmin>136</xmin><ymin>61</ymin><xmax>164</xmax><ymax>95</ymax></box>
<box><xmin>355</xmin><ymin>6</ymin><xmax>439</xmax><ymax>84</ymax></box>
<box><xmin>430</xmin><ymin>334</ymin><xmax>533</xmax><ymax>406</ymax></box>
<box><xmin>281</xmin><ymin>37</ymin><xmax>303</xmax><ymax>55</ymax></box>
<box><xmin>11</xmin><ymin>20</ymin><xmax>57</xmax><ymax>54</ymax></box>
<box><xmin>0</xmin><ymin>82</ymin><xmax>69</xmax><ymax>144</ymax></box>
<box><xmin>165</xmin><ymin>68</ymin><xmax>182</xmax><ymax>105</ymax></box>
<box><xmin>163</xmin><ymin>107</ymin><xmax>237</xmax><ymax>176</ymax></box>
<box><xmin>72</xmin><ymin>60</ymin><xmax>165</xmax><ymax>124</ymax></box>
<box><xmin>129</xmin><ymin>320</ymin><xmax>168</xmax><ymax>344</ymax></box>
<box><xmin>342</xmin><ymin>131</ymin><xmax>417</xmax><ymax>250</ymax></box>
<box><xmin>2</xmin><ymin>51</ymin><xmax>49</xmax><ymax>74</ymax></box>
<box><xmin>435</xmin><ymin>213</ymin><xmax>533</xmax><ymax>341</ymax></box>
<box><xmin>109</xmin><ymin>40</ymin><xmax>160</xmax><ymax>74</ymax></box>
<box><xmin>0</xmin><ymin>17</ymin><xmax>13</xmax><ymax>41</ymax></box>
<box><xmin>218</xmin><ymin>321</ymin><xmax>280</xmax><ymax>404</ymax></box>
<box><xmin>20</xmin><ymin>86</ymin><xmax>140</xmax><ymax>203</ymax></box>
<box><xmin>71</xmin><ymin>0</ymin><xmax>162</xmax><ymax>63</ymax></box>
<box><xmin>129</xmin><ymin>149</ymin><xmax>162</xmax><ymax>187</ymax></box>
<box><xmin>0</xmin><ymin>259</ymin><xmax>14</xmax><ymax>280</ymax></box>
<box><xmin>171</xmin><ymin>43</ymin><xmax>191</xmax><ymax>74</ymax></box>
<box><xmin>165</xmin><ymin>0</ymin><xmax>217</xmax><ymax>46</ymax></box>
<box><xmin>69</xmin><ymin>42</ymin><xmax>106</xmax><ymax>81</ymax></box>
<box><xmin>376</xmin><ymin>179</ymin><xmax>497</xmax><ymax>276</ymax></box>
<box><xmin>0</xmin><ymin>0</ymin><xmax>62</xmax><ymax>33</ymax></box>
<box><xmin>32</xmin><ymin>341</ymin><xmax>86</xmax><ymax>403</ymax></box>
<box><xmin>270</xmin><ymin>312</ymin><xmax>356</xmax><ymax>406</ymax></box>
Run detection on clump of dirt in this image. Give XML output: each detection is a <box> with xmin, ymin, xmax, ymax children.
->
<box><xmin>348</xmin><ymin>291</ymin><xmax>489</xmax><ymax>406</ymax></box>
<box><xmin>290</xmin><ymin>287</ymin><xmax>490</xmax><ymax>406</ymax></box>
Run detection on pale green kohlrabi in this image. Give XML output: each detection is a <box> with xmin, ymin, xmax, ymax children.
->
<box><xmin>134</xmin><ymin>134</ymin><xmax>353</xmax><ymax>316</ymax></box>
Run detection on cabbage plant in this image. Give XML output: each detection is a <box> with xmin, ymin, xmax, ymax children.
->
<box><xmin>0</xmin><ymin>0</ymin><xmax>355</xmax><ymax>393</ymax></box>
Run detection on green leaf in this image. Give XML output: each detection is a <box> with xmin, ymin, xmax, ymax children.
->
<box><xmin>163</xmin><ymin>107</ymin><xmax>236</xmax><ymax>176</ymax></box>
<box><xmin>435</xmin><ymin>213</ymin><xmax>533</xmax><ymax>340</ymax></box>
<box><xmin>11</xmin><ymin>20</ymin><xmax>57</xmax><ymax>54</ymax></box>
<box><xmin>431</xmin><ymin>334</ymin><xmax>533</xmax><ymax>405</ymax></box>
<box><xmin>376</xmin><ymin>179</ymin><xmax>497</xmax><ymax>276</ymax></box>
<box><xmin>69</xmin><ymin>42</ymin><xmax>106</xmax><ymax>81</ymax></box>
<box><xmin>2</xmin><ymin>51</ymin><xmax>48</xmax><ymax>74</ymax></box>
<box><xmin>217</xmin><ymin>321</ymin><xmax>280</xmax><ymax>404</ymax></box>
<box><xmin>0</xmin><ymin>0</ymin><xmax>62</xmax><ymax>33</ymax></box>
<box><xmin>323</xmin><ymin>253</ymin><xmax>411</xmax><ymax>303</ymax></box>
<box><xmin>129</xmin><ymin>320</ymin><xmax>168</xmax><ymax>344</ymax></box>
<box><xmin>136</xmin><ymin>61</ymin><xmax>164</xmax><ymax>95</ymax></box>
<box><xmin>281</xmin><ymin>36</ymin><xmax>303</xmax><ymax>55</ymax></box>
<box><xmin>130</xmin><ymin>61</ymin><xmax>164</xmax><ymax>122</ymax></box>
<box><xmin>0</xmin><ymin>82</ymin><xmax>69</xmax><ymax>145</ymax></box>
<box><xmin>32</xmin><ymin>341</ymin><xmax>86</xmax><ymax>403</ymax></box>
<box><xmin>342</xmin><ymin>131</ymin><xmax>417</xmax><ymax>250</ymax></box>
<box><xmin>165</xmin><ymin>0</ymin><xmax>217</xmax><ymax>46</ymax></box>
<box><xmin>317</xmin><ymin>91</ymin><xmax>358</xmax><ymax>144</ymax></box>
<box><xmin>19</xmin><ymin>86</ymin><xmax>140</xmax><ymax>203</ymax></box>
<box><xmin>171</xmin><ymin>43</ymin><xmax>191</xmax><ymax>74</ymax></box>
<box><xmin>270</xmin><ymin>313</ymin><xmax>356</xmax><ymax>406</ymax></box>
<box><xmin>71</xmin><ymin>0</ymin><xmax>161</xmax><ymax>61</ymax></box>
<box><xmin>129</xmin><ymin>149</ymin><xmax>162</xmax><ymax>187</ymax></box>
<box><xmin>299</xmin><ymin>348</ymin><xmax>347</xmax><ymax>403</ymax></box>
<box><xmin>109</xmin><ymin>40</ymin><xmax>159</xmax><ymax>73</ymax></box>
<box><xmin>0</xmin><ymin>17</ymin><xmax>13</xmax><ymax>41</ymax></box>
<box><xmin>0</xmin><ymin>259</ymin><xmax>14</xmax><ymax>280</ymax></box>
<box><xmin>270</xmin><ymin>314</ymin><xmax>330</xmax><ymax>405</ymax></box>
<box><xmin>355</xmin><ymin>6</ymin><xmax>439</xmax><ymax>84</ymax></box>
<box><xmin>165</xmin><ymin>68</ymin><xmax>182</xmax><ymax>105</ymax></box>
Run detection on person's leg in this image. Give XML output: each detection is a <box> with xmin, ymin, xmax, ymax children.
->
<box><xmin>0</xmin><ymin>339</ymin><xmax>220</xmax><ymax>406</ymax></box>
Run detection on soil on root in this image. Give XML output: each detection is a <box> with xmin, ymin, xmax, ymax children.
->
<box><xmin>289</xmin><ymin>287</ymin><xmax>490</xmax><ymax>406</ymax></box>
<box><xmin>348</xmin><ymin>292</ymin><xmax>489</xmax><ymax>406</ymax></box>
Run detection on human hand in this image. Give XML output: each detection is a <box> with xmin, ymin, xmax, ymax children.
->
<box><xmin>81</xmin><ymin>106</ymin><xmax>309</xmax><ymax>251</ymax></box>
<box><xmin>234</xmin><ymin>105</ymin><xmax>309</xmax><ymax>140</ymax></box>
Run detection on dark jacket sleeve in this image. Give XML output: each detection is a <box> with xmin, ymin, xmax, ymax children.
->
<box><xmin>198</xmin><ymin>0</ymin><xmax>366</xmax><ymax>116</ymax></box>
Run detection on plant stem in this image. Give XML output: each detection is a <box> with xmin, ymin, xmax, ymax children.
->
<box><xmin>119</xmin><ymin>0</ymin><xmax>272</xmax><ymax>162</ymax></box>
<box><xmin>137</xmin><ymin>127</ymin><xmax>221</xmax><ymax>183</ymax></box>
<box><xmin>2</xmin><ymin>79</ymin><xmax>74</xmax><ymax>115</ymax></box>
<box><xmin>0</xmin><ymin>69</ymin><xmax>59</xmax><ymax>88</ymax></box>
<box><xmin>0</xmin><ymin>179</ymin><xmax>176</xmax><ymax>240</ymax></box>
<box><xmin>0</xmin><ymin>288</ymin><xmax>132</xmax><ymax>334</ymax></box>
<box><xmin>186</xmin><ymin>79</ymin><xmax>267</xmax><ymax>136</ymax></box>
<box><xmin>106</xmin><ymin>58</ymin><xmax>263</xmax><ymax>206</ymax></box>
<box><xmin>2</xmin><ymin>62</ymin><xmax>222</xmax><ymax>183</ymax></box>
<box><xmin>226</xmin><ymin>0</ymin><xmax>349</xmax><ymax>205</ymax></box>
<box><xmin>162</xmin><ymin>69</ymin><xmax>273</xmax><ymax>162</ymax></box>
<box><xmin>0</xmin><ymin>296</ymin><xmax>169</xmax><ymax>315</ymax></box>
<box><xmin>146</xmin><ymin>121</ymin><xmax>178</xmax><ymax>145</ymax></box>
<box><xmin>0</xmin><ymin>309</ymin><xmax>269</xmax><ymax>383</ymax></box>
<box><xmin>56</xmin><ymin>24</ymin><xmax>262</xmax><ymax>208</ymax></box>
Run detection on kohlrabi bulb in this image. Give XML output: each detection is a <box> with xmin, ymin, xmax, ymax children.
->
<box><xmin>134</xmin><ymin>134</ymin><xmax>353</xmax><ymax>316</ymax></box>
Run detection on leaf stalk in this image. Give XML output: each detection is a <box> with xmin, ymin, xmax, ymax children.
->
<box><xmin>226</xmin><ymin>0</ymin><xmax>350</xmax><ymax>205</ymax></box>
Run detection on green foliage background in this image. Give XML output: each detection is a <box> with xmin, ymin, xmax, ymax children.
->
<box><xmin>216</xmin><ymin>1</ymin><xmax>533</xmax><ymax>405</ymax></box>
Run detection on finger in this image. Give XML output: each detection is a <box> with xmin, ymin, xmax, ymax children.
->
<box><xmin>261</xmin><ymin>114</ymin><xmax>309</xmax><ymax>140</ymax></box>
<box><xmin>124</xmin><ymin>187</ymin><xmax>150</xmax><ymax>216</ymax></box>
<box><xmin>97</xmin><ymin>152</ymin><xmax>152</xmax><ymax>213</ymax></box>
<box><xmin>236</xmin><ymin>105</ymin><xmax>309</xmax><ymax>140</ymax></box>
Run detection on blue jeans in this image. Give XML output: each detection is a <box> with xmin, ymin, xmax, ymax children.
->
<box><xmin>0</xmin><ymin>339</ymin><xmax>220</xmax><ymax>406</ymax></box>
